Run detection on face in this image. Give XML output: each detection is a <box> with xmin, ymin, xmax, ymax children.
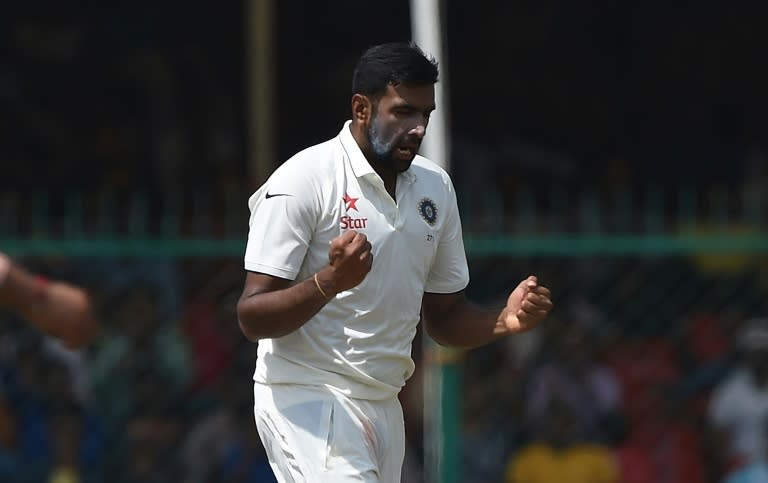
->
<box><xmin>364</xmin><ymin>83</ymin><xmax>435</xmax><ymax>173</ymax></box>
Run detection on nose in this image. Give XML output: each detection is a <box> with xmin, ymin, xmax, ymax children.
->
<box><xmin>409</xmin><ymin>124</ymin><xmax>426</xmax><ymax>139</ymax></box>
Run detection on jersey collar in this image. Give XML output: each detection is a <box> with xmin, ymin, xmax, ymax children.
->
<box><xmin>339</xmin><ymin>120</ymin><xmax>376</xmax><ymax>179</ymax></box>
<box><xmin>338</xmin><ymin>121</ymin><xmax>417</xmax><ymax>185</ymax></box>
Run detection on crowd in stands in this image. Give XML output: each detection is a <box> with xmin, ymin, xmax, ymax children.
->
<box><xmin>458</xmin><ymin>257</ymin><xmax>768</xmax><ymax>483</ymax></box>
<box><xmin>0</xmin><ymin>254</ymin><xmax>766</xmax><ymax>482</ymax></box>
<box><xmin>0</xmin><ymin>257</ymin><xmax>278</xmax><ymax>483</ymax></box>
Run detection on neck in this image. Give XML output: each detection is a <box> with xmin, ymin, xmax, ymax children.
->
<box><xmin>369</xmin><ymin>158</ymin><xmax>397</xmax><ymax>197</ymax></box>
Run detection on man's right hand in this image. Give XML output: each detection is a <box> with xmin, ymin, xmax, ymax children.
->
<box><xmin>317</xmin><ymin>230</ymin><xmax>373</xmax><ymax>296</ymax></box>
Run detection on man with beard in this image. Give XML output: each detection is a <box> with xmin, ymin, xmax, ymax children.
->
<box><xmin>237</xmin><ymin>41</ymin><xmax>553</xmax><ymax>482</ymax></box>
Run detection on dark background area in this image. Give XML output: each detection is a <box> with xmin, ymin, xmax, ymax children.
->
<box><xmin>3</xmin><ymin>1</ymin><xmax>766</xmax><ymax>194</ymax></box>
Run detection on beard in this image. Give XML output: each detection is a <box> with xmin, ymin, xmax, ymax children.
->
<box><xmin>366</xmin><ymin>119</ymin><xmax>397</xmax><ymax>166</ymax></box>
<box><xmin>365</xmin><ymin>118</ymin><xmax>414</xmax><ymax>173</ymax></box>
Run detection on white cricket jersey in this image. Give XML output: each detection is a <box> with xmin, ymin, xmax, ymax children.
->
<box><xmin>244</xmin><ymin>121</ymin><xmax>469</xmax><ymax>400</ymax></box>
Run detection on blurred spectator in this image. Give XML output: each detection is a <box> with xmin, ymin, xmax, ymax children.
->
<box><xmin>117</xmin><ymin>442</ymin><xmax>166</xmax><ymax>483</ymax></box>
<box><xmin>602</xmin><ymin>332</ymin><xmax>681</xmax><ymax>428</ymax></box>
<box><xmin>604</xmin><ymin>412</ymin><xmax>654</xmax><ymax>483</ymax></box>
<box><xmin>524</xmin><ymin>321</ymin><xmax>622</xmax><ymax>442</ymax></box>
<box><xmin>0</xmin><ymin>394</ymin><xmax>18</xmax><ymax>479</ymax></box>
<box><xmin>619</xmin><ymin>391</ymin><xmax>707</xmax><ymax>483</ymax></box>
<box><xmin>41</xmin><ymin>337</ymin><xmax>92</xmax><ymax>407</ymax></box>
<box><xmin>462</xmin><ymin>372</ymin><xmax>527</xmax><ymax>483</ymax></box>
<box><xmin>117</xmin><ymin>386</ymin><xmax>186</xmax><ymax>482</ymax></box>
<box><xmin>708</xmin><ymin>318</ymin><xmax>768</xmax><ymax>471</ymax></box>
<box><xmin>7</xmin><ymin>337</ymin><xmax>100</xmax><ymax>483</ymax></box>
<box><xmin>181</xmin><ymin>371</ymin><xmax>275</xmax><ymax>483</ymax></box>
<box><xmin>48</xmin><ymin>406</ymin><xmax>84</xmax><ymax>483</ymax></box>
<box><xmin>723</xmin><ymin>460</ymin><xmax>768</xmax><ymax>483</ymax></box>
<box><xmin>722</xmin><ymin>422</ymin><xmax>768</xmax><ymax>483</ymax></box>
<box><xmin>182</xmin><ymin>288</ymin><xmax>243</xmax><ymax>394</ymax></box>
<box><xmin>505</xmin><ymin>397</ymin><xmax>618</xmax><ymax>483</ymax></box>
<box><xmin>182</xmin><ymin>398</ymin><xmax>240</xmax><ymax>482</ymax></box>
<box><xmin>215</xmin><ymin>423</ymin><xmax>277</xmax><ymax>483</ymax></box>
<box><xmin>88</xmin><ymin>282</ymin><xmax>191</xmax><ymax>462</ymax></box>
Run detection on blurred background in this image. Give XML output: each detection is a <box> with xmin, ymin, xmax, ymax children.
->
<box><xmin>1</xmin><ymin>1</ymin><xmax>767</xmax><ymax>482</ymax></box>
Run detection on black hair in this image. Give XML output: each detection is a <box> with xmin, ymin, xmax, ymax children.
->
<box><xmin>351</xmin><ymin>41</ymin><xmax>439</xmax><ymax>98</ymax></box>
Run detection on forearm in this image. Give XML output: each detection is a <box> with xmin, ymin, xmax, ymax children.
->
<box><xmin>425</xmin><ymin>299</ymin><xmax>510</xmax><ymax>349</ymax></box>
<box><xmin>0</xmin><ymin>255</ymin><xmax>98</xmax><ymax>347</ymax></box>
<box><xmin>237</xmin><ymin>272</ymin><xmax>333</xmax><ymax>341</ymax></box>
<box><xmin>21</xmin><ymin>281</ymin><xmax>95</xmax><ymax>346</ymax></box>
<box><xmin>0</xmin><ymin>255</ymin><xmax>43</xmax><ymax>310</ymax></box>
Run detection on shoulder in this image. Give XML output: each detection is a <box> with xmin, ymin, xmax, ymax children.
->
<box><xmin>410</xmin><ymin>155</ymin><xmax>453</xmax><ymax>186</ymax></box>
<box><xmin>249</xmin><ymin>138</ymin><xmax>341</xmax><ymax>203</ymax></box>
<box><xmin>274</xmin><ymin>138</ymin><xmax>341</xmax><ymax>179</ymax></box>
<box><xmin>248</xmin><ymin>138</ymin><xmax>343</xmax><ymax>211</ymax></box>
<box><xmin>409</xmin><ymin>156</ymin><xmax>459</xmax><ymax>207</ymax></box>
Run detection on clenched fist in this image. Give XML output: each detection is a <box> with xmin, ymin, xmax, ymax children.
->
<box><xmin>499</xmin><ymin>275</ymin><xmax>553</xmax><ymax>333</ymax></box>
<box><xmin>316</xmin><ymin>230</ymin><xmax>373</xmax><ymax>297</ymax></box>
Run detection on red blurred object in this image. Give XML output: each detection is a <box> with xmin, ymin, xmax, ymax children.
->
<box><xmin>182</xmin><ymin>300</ymin><xmax>235</xmax><ymax>392</ymax></box>
<box><xmin>688</xmin><ymin>314</ymin><xmax>730</xmax><ymax>363</ymax></box>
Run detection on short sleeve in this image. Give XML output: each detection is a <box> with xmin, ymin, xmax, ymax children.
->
<box><xmin>424</xmin><ymin>178</ymin><xmax>469</xmax><ymax>293</ymax></box>
<box><xmin>243</xmin><ymin>164</ymin><xmax>319</xmax><ymax>280</ymax></box>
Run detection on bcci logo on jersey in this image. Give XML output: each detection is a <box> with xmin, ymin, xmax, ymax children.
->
<box><xmin>418</xmin><ymin>198</ymin><xmax>438</xmax><ymax>226</ymax></box>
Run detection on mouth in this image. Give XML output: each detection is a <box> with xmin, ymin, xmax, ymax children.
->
<box><xmin>396</xmin><ymin>146</ymin><xmax>414</xmax><ymax>157</ymax></box>
<box><xmin>396</xmin><ymin>144</ymin><xmax>419</xmax><ymax>159</ymax></box>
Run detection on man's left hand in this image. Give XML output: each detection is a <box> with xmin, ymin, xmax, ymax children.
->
<box><xmin>500</xmin><ymin>275</ymin><xmax>553</xmax><ymax>333</ymax></box>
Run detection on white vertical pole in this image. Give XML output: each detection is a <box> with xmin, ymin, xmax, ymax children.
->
<box><xmin>410</xmin><ymin>0</ymin><xmax>450</xmax><ymax>172</ymax></box>
<box><xmin>410</xmin><ymin>3</ymin><xmax>454</xmax><ymax>483</ymax></box>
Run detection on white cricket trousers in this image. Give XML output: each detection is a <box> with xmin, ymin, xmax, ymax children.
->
<box><xmin>253</xmin><ymin>382</ymin><xmax>406</xmax><ymax>483</ymax></box>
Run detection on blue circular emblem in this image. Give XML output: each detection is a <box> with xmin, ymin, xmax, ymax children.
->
<box><xmin>418</xmin><ymin>198</ymin><xmax>438</xmax><ymax>226</ymax></box>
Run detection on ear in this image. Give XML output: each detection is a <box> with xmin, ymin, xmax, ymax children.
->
<box><xmin>351</xmin><ymin>94</ymin><xmax>372</xmax><ymax>124</ymax></box>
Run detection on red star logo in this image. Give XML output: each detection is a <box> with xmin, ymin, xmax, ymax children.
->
<box><xmin>343</xmin><ymin>192</ymin><xmax>359</xmax><ymax>212</ymax></box>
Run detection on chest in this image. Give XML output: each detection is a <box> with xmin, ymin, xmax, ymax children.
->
<box><xmin>310</xmin><ymin>174</ymin><xmax>443</xmax><ymax>282</ymax></box>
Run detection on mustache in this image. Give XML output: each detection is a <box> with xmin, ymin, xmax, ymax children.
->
<box><xmin>399</xmin><ymin>136</ymin><xmax>422</xmax><ymax>149</ymax></box>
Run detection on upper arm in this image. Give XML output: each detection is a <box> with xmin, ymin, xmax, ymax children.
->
<box><xmin>421</xmin><ymin>290</ymin><xmax>465</xmax><ymax>334</ymax></box>
<box><xmin>424</xmin><ymin>175</ymin><xmax>469</xmax><ymax>294</ymax></box>
<box><xmin>236</xmin><ymin>270</ymin><xmax>311</xmax><ymax>341</ymax></box>
<box><xmin>243</xmin><ymin>161</ymin><xmax>321</xmax><ymax>280</ymax></box>
<box><xmin>236</xmin><ymin>271</ymin><xmax>292</xmax><ymax>337</ymax></box>
<box><xmin>240</xmin><ymin>271</ymin><xmax>292</xmax><ymax>299</ymax></box>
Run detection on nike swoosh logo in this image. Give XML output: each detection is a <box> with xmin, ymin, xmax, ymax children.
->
<box><xmin>265</xmin><ymin>192</ymin><xmax>292</xmax><ymax>199</ymax></box>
